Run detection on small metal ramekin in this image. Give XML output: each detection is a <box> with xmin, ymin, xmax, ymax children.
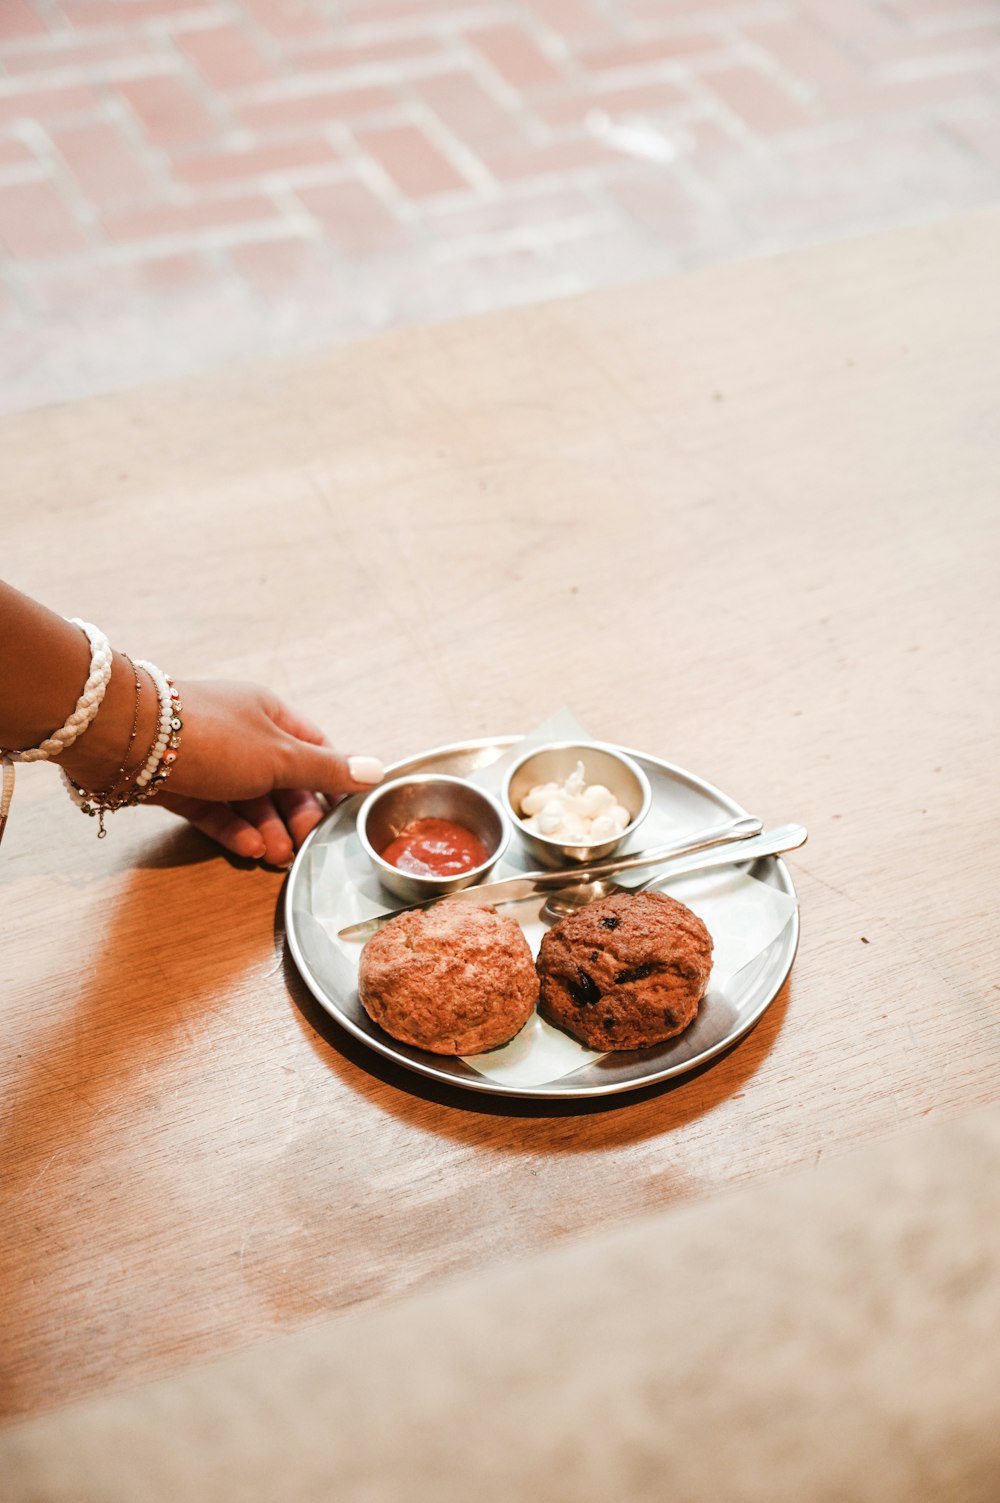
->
<box><xmin>357</xmin><ymin>774</ymin><xmax>510</xmax><ymax>902</ymax></box>
<box><xmin>502</xmin><ymin>741</ymin><xmax>651</xmax><ymax>868</ymax></box>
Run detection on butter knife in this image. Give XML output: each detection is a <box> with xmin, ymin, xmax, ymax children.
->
<box><xmin>336</xmin><ymin>815</ymin><xmax>801</xmax><ymax>941</ymax></box>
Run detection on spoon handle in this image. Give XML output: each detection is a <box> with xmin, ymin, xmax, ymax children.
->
<box><xmin>627</xmin><ymin>823</ymin><xmax>808</xmax><ymax>889</ymax></box>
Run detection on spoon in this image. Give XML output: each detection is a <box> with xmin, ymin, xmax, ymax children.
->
<box><xmin>540</xmin><ymin>822</ymin><xmax>809</xmax><ymax>922</ymax></box>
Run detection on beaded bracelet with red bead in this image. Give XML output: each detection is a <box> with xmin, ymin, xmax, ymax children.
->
<box><xmin>132</xmin><ymin>658</ymin><xmax>183</xmax><ymax>796</ymax></box>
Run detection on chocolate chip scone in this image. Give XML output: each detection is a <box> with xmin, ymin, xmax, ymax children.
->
<box><xmin>536</xmin><ymin>889</ymin><xmax>713</xmax><ymax>1051</ymax></box>
<box><xmin>358</xmin><ymin>901</ymin><xmax>539</xmax><ymax>1055</ymax></box>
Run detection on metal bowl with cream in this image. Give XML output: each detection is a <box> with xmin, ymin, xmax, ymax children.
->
<box><xmin>502</xmin><ymin>742</ymin><xmax>651</xmax><ymax>867</ymax></box>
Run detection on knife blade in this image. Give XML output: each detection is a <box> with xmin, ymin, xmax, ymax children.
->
<box><xmin>336</xmin><ymin>814</ymin><xmax>784</xmax><ymax>940</ymax></box>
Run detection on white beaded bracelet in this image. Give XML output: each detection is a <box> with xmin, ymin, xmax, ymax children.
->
<box><xmin>13</xmin><ymin>619</ymin><xmax>113</xmax><ymax>762</ymax></box>
<box><xmin>132</xmin><ymin>659</ymin><xmax>183</xmax><ymax>794</ymax></box>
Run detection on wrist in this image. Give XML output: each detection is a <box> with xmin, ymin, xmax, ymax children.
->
<box><xmin>56</xmin><ymin>651</ymin><xmax>159</xmax><ymax>793</ymax></box>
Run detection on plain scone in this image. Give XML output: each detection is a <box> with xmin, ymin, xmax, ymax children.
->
<box><xmin>536</xmin><ymin>889</ymin><xmax>713</xmax><ymax>1051</ymax></box>
<box><xmin>358</xmin><ymin>901</ymin><xmax>539</xmax><ymax>1055</ymax></box>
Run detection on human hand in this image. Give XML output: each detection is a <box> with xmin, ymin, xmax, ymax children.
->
<box><xmin>154</xmin><ymin>680</ymin><xmax>382</xmax><ymax>865</ymax></box>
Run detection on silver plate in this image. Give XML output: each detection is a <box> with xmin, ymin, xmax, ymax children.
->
<box><xmin>284</xmin><ymin>737</ymin><xmax>799</xmax><ymax>1101</ymax></box>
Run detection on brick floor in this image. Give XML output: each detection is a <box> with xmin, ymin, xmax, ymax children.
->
<box><xmin>0</xmin><ymin>0</ymin><xmax>997</xmax><ymax>411</ymax></box>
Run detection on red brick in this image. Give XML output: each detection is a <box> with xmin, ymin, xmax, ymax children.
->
<box><xmin>622</xmin><ymin>0</ymin><xmax>736</xmax><ymax>11</ymax></box>
<box><xmin>795</xmin><ymin>0</ymin><xmax>914</xmax><ymax>66</ymax></box>
<box><xmin>523</xmin><ymin>0</ymin><xmax>611</xmax><ymax>41</ymax></box>
<box><xmin>0</xmin><ymin>0</ymin><xmax>48</xmax><ymax>40</ymax></box>
<box><xmin>417</xmin><ymin>70</ymin><xmax>524</xmax><ymax>150</ymax></box>
<box><xmin>27</xmin><ymin>249</ymin><xmax>219</xmax><ymax>311</ymax></box>
<box><xmin>50</xmin><ymin>120</ymin><xmax>151</xmax><ymax>207</ymax></box>
<box><xmin>297</xmin><ymin>177</ymin><xmax>400</xmax><ymax>253</ymax></box>
<box><xmin>235</xmin><ymin>84</ymin><xmax>396</xmax><ymax>133</ymax></box>
<box><xmin>103</xmin><ymin>193</ymin><xmax>280</xmax><ymax>244</ymax></box>
<box><xmin>578</xmin><ymin>31</ymin><xmax>726</xmax><ymax>74</ymax></box>
<box><xmin>0</xmin><ymin>86</ymin><xmax>101</xmax><ymax>126</ymax></box>
<box><xmin>132</xmin><ymin>248</ymin><xmax>218</xmax><ymax>290</ymax></box>
<box><xmin>356</xmin><ymin>123</ymin><xmax>469</xmax><ymax>197</ymax></box>
<box><xmin>228</xmin><ymin>235</ymin><xmax>330</xmax><ymax>285</ymax></box>
<box><xmin>743</xmin><ymin>17</ymin><xmax>865</xmax><ymax>98</ymax></box>
<box><xmin>290</xmin><ymin>34</ymin><xmax>445</xmax><ymax>75</ymax></box>
<box><xmin>0</xmin><ymin>179</ymin><xmax>89</xmax><ymax>258</ymax></box>
<box><xmin>25</xmin><ymin>260</ymin><xmax>134</xmax><ymax>311</ymax></box>
<box><xmin>704</xmin><ymin>65</ymin><xmax>814</xmax><ymax>134</ymax></box>
<box><xmin>467</xmin><ymin>22</ymin><xmax>566</xmax><ymax>89</ymax></box>
<box><xmin>0</xmin><ymin>34</ymin><xmax>158</xmax><ymax>76</ymax></box>
<box><xmin>340</xmin><ymin>0</ymin><xmax>466</xmax><ymax>19</ymax></box>
<box><xmin>239</xmin><ymin>0</ymin><xmax>328</xmax><ymax>39</ymax></box>
<box><xmin>65</xmin><ymin>0</ymin><xmax>212</xmax><ymax>28</ymax></box>
<box><xmin>0</xmin><ymin>138</ymin><xmax>40</xmax><ymax>169</ymax></box>
<box><xmin>176</xmin><ymin>24</ymin><xmax>275</xmax><ymax>91</ymax></box>
<box><xmin>116</xmin><ymin>75</ymin><xmax>218</xmax><ymax>146</ymax></box>
<box><xmin>170</xmin><ymin>138</ymin><xmax>340</xmax><ymax>186</ymax></box>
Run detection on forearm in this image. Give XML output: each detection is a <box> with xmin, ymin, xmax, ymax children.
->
<box><xmin>0</xmin><ymin>581</ymin><xmax>158</xmax><ymax>790</ymax></box>
<box><xmin>1</xmin><ymin>579</ymin><xmax>382</xmax><ymax>862</ymax></box>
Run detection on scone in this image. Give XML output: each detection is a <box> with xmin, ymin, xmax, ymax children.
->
<box><xmin>358</xmin><ymin>901</ymin><xmax>539</xmax><ymax>1055</ymax></box>
<box><xmin>536</xmin><ymin>889</ymin><xmax>712</xmax><ymax>1051</ymax></box>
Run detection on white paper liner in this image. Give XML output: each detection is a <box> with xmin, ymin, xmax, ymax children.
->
<box><xmin>301</xmin><ymin>710</ymin><xmax>797</xmax><ymax>1089</ymax></box>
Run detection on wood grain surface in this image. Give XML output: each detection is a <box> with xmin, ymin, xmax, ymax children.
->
<box><xmin>2</xmin><ymin>207</ymin><xmax>998</xmax><ymax>1423</ymax></box>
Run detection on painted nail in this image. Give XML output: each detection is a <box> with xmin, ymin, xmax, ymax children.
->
<box><xmin>348</xmin><ymin>755</ymin><xmax>384</xmax><ymax>785</ymax></box>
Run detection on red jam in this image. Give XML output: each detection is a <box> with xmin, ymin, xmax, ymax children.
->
<box><xmin>381</xmin><ymin>818</ymin><xmax>489</xmax><ymax>877</ymax></box>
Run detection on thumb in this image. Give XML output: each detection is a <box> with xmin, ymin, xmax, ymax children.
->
<box><xmin>279</xmin><ymin>738</ymin><xmax>384</xmax><ymax>798</ymax></box>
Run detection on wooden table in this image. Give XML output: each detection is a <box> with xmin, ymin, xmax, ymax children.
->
<box><xmin>2</xmin><ymin>207</ymin><xmax>998</xmax><ymax>1424</ymax></box>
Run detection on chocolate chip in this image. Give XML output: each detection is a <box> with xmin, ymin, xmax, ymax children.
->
<box><xmin>615</xmin><ymin>962</ymin><xmax>657</xmax><ymax>985</ymax></box>
<box><xmin>602</xmin><ymin>1017</ymin><xmax>615</xmax><ymax>1031</ymax></box>
<box><xmin>599</xmin><ymin>915</ymin><xmax>620</xmax><ymax>930</ymax></box>
<box><xmin>568</xmin><ymin>968</ymin><xmax>600</xmax><ymax>1007</ymax></box>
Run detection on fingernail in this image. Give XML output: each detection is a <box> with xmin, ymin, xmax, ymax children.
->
<box><xmin>247</xmin><ymin>838</ymin><xmax>266</xmax><ymax>860</ymax></box>
<box><xmin>349</xmin><ymin>755</ymin><xmax>384</xmax><ymax>785</ymax></box>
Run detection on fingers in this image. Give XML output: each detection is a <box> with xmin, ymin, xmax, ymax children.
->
<box><xmin>273</xmin><ymin>787</ymin><xmax>326</xmax><ymax>847</ymax></box>
<box><xmin>158</xmin><ymin>792</ymin><xmax>268</xmax><ymax>861</ymax></box>
<box><xmin>231</xmin><ymin>795</ymin><xmax>296</xmax><ymax>867</ymax></box>
<box><xmin>159</xmin><ymin>790</ymin><xmax>324</xmax><ymax>866</ymax></box>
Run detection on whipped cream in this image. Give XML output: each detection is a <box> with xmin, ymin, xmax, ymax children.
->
<box><xmin>520</xmin><ymin>761</ymin><xmax>631</xmax><ymax>844</ymax></box>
